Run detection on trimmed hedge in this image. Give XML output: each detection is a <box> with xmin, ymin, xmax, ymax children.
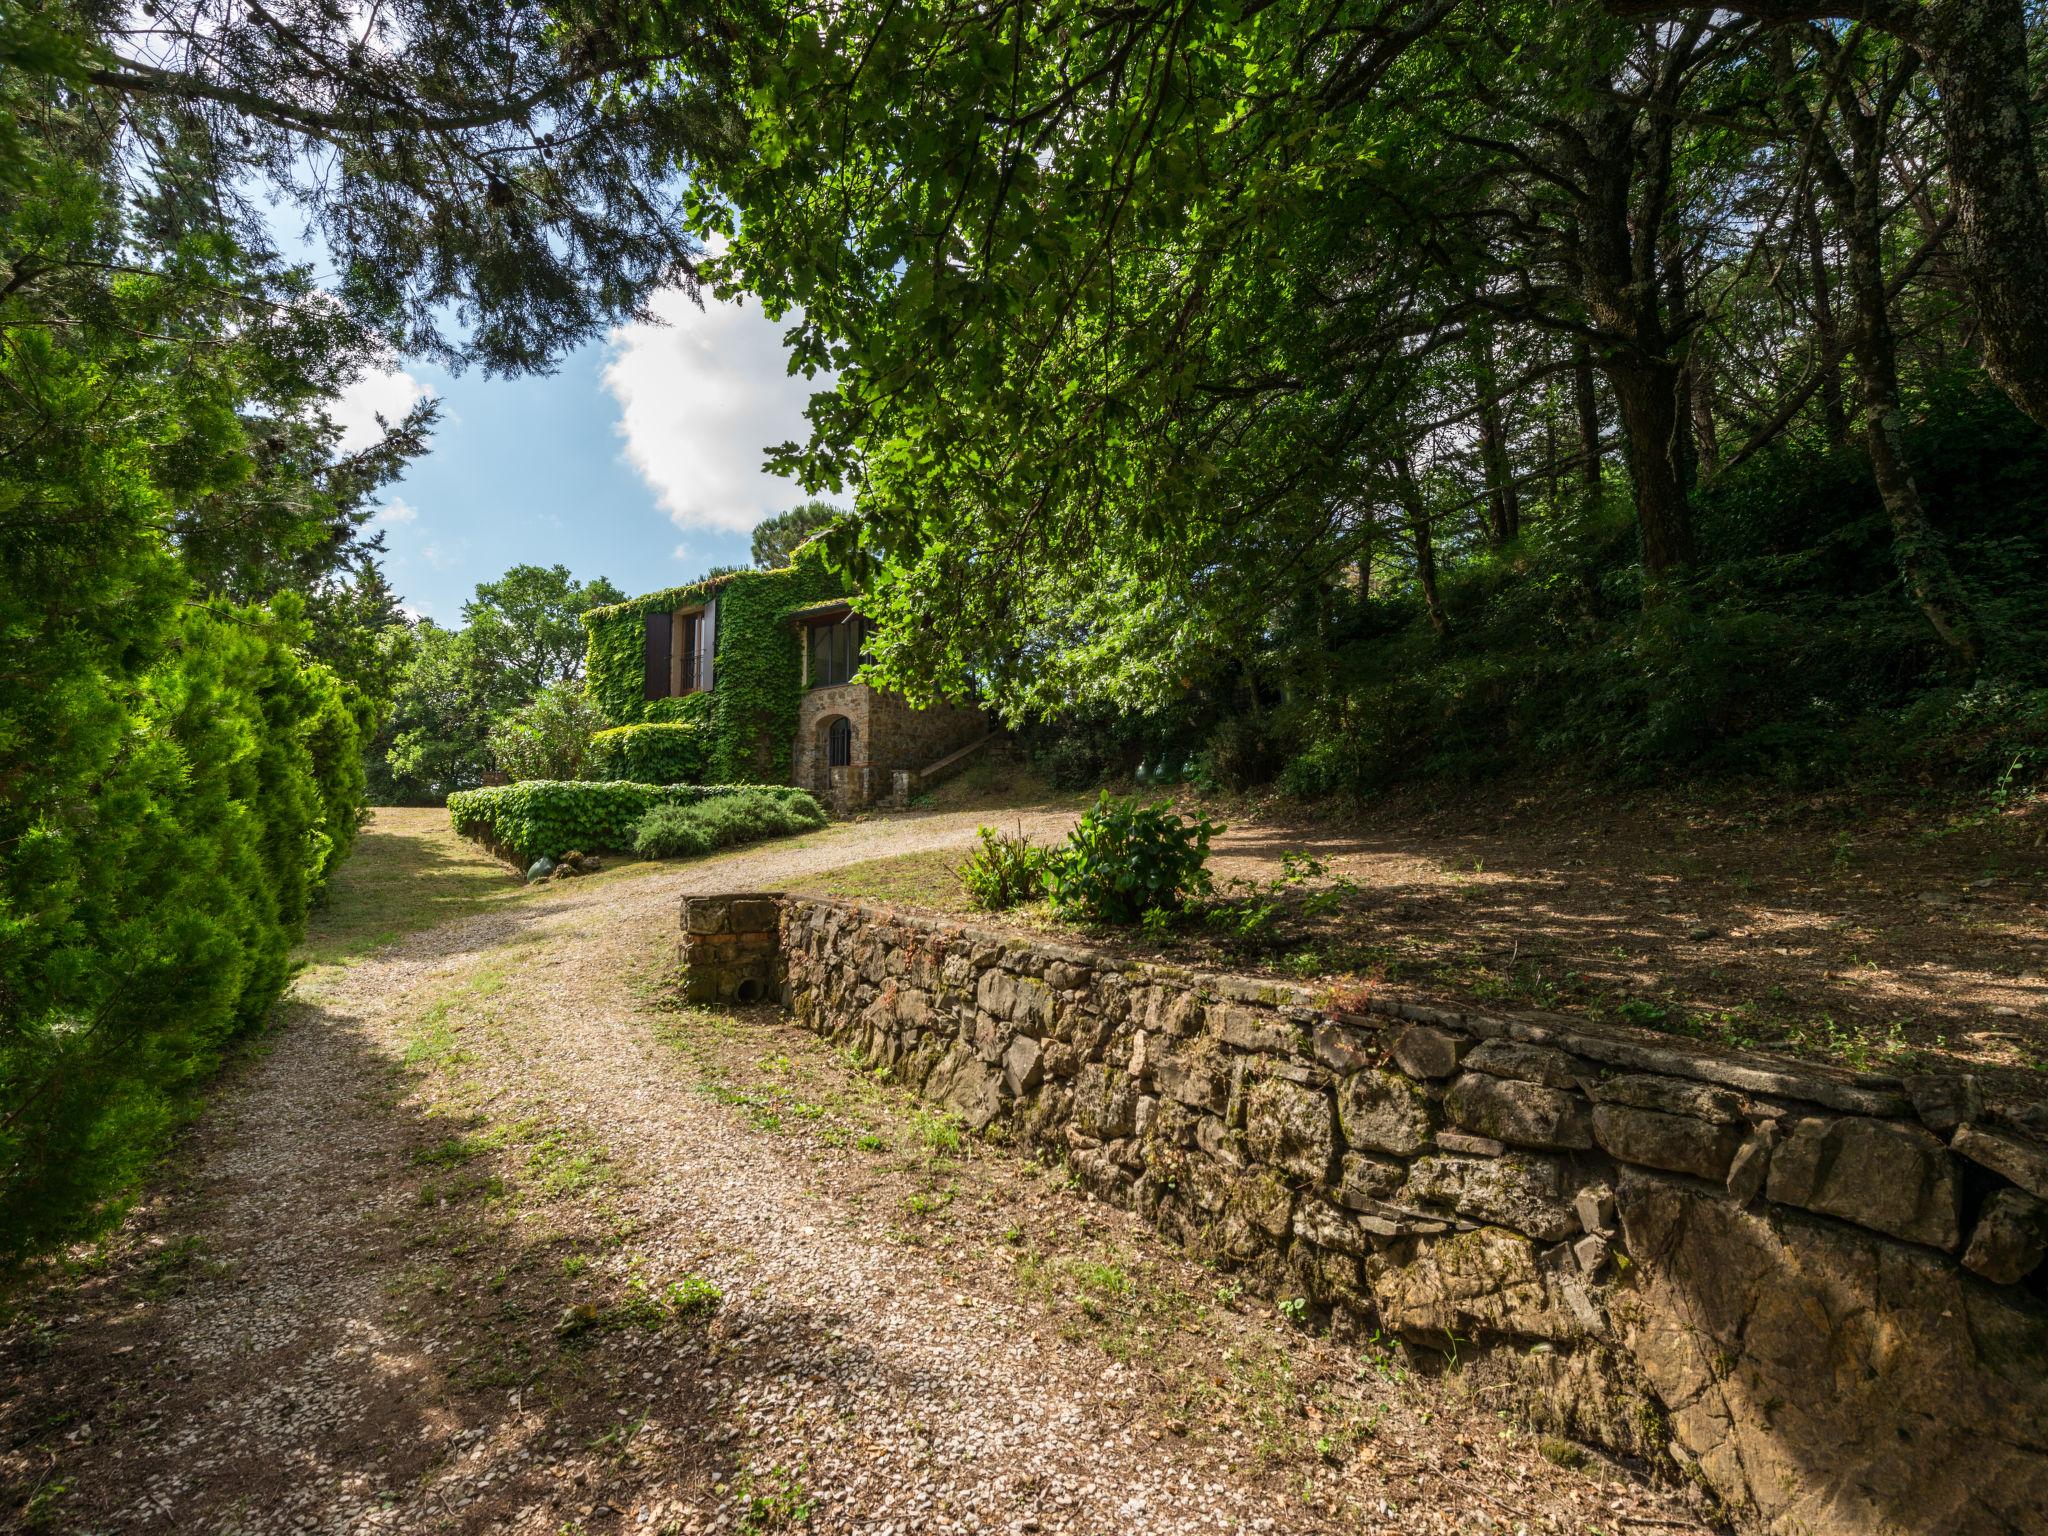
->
<box><xmin>586</xmin><ymin>722</ymin><xmax>711</xmax><ymax>785</ymax></box>
<box><xmin>448</xmin><ymin>780</ymin><xmax>824</xmax><ymax>864</ymax></box>
<box><xmin>632</xmin><ymin>791</ymin><xmax>828</xmax><ymax>859</ymax></box>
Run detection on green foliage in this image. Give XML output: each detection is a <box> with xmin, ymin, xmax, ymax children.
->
<box><xmin>582</xmin><ymin>535</ymin><xmax>855</xmax><ymax>781</ymax></box>
<box><xmin>447</xmin><ymin>782</ymin><xmax>825</xmax><ymax>864</ymax></box>
<box><xmin>0</xmin><ymin>44</ymin><xmax>391</xmax><ymax>1268</ymax></box>
<box><xmin>381</xmin><ymin>566</ymin><xmax>625</xmax><ymax>803</ymax></box>
<box><xmin>629</xmin><ymin>790</ymin><xmax>828</xmax><ymax>859</ymax></box>
<box><xmin>1271</xmin><ymin>392</ymin><xmax>2048</xmax><ymax>796</ymax></box>
<box><xmin>586</xmin><ymin>722</ymin><xmax>712</xmax><ymax>785</ymax></box>
<box><xmin>489</xmin><ymin>683</ymin><xmax>605</xmax><ymax>782</ymax></box>
<box><xmin>958</xmin><ymin>827</ymin><xmax>1047</xmax><ymax>911</ymax></box>
<box><xmin>1042</xmin><ymin>794</ymin><xmax>1222</xmax><ymax>925</ymax></box>
<box><xmin>464</xmin><ymin>564</ymin><xmax>624</xmax><ymax>698</ymax></box>
<box><xmin>751</xmin><ymin>501</ymin><xmax>844</xmax><ymax>568</ymax></box>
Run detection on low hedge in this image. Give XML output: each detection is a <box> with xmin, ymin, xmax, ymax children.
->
<box><xmin>448</xmin><ymin>780</ymin><xmax>822</xmax><ymax>864</ymax></box>
<box><xmin>586</xmin><ymin>722</ymin><xmax>711</xmax><ymax>785</ymax></box>
<box><xmin>633</xmin><ymin>791</ymin><xmax>828</xmax><ymax>858</ymax></box>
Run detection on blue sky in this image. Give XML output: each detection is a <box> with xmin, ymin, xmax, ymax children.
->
<box><xmin>334</xmin><ymin>287</ymin><xmax>843</xmax><ymax>623</ymax></box>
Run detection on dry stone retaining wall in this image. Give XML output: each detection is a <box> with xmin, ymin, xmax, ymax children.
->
<box><xmin>700</xmin><ymin>894</ymin><xmax>2048</xmax><ymax>1534</ymax></box>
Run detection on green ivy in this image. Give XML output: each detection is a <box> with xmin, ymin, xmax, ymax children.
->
<box><xmin>586</xmin><ymin>722</ymin><xmax>711</xmax><ymax>784</ymax></box>
<box><xmin>447</xmin><ymin>780</ymin><xmax>824</xmax><ymax>864</ymax></box>
<box><xmin>581</xmin><ymin>535</ymin><xmax>854</xmax><ymax>784</ymax></box>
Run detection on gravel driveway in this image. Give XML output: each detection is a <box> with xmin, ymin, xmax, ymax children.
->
<box><xmin>0</xmin><ymin>809</ymin><xmax>1706</xmax><ymax>1536</ymax></box>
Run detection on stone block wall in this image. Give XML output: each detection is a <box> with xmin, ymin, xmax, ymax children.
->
<box><xmin>677</xmin><ymin>894</ymin><xmax>782</xmax><ymax>1004</ymax></box>
<box><xmin>766</xmin><ymin>895</ymin><xmax>2048</xmax><ymax>1536</ymax></box>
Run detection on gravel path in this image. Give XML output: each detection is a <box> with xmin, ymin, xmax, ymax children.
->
<box><xmin>0</xmin><ymin>810</ymin><xmax>1707</xmax><ymax>1536</ymax></box>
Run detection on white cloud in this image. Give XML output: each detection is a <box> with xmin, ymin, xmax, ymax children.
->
<box><xmin>332</xmin><ymin>367</ymin><xmax>435</xmax><ymax>452</ymax></box>
<box><xmin>603</xmin><ymin>288</ymin><xmax>845</xmax><ymax>536</ymax></box>
<box><xmin>673</xmin><ymin>542</ymin><xmax>692</xmax><ymax>563</ymax></box>
<box><xmin>370</xmin><ymin>496</ymin><xmax>419</xmax><ymax>529</ymax></box>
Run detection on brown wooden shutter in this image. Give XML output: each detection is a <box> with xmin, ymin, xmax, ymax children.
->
<box><xmin>643</xmin><ymin>611</ymin><xmax>671</xmax><ymax>699</ymax></box>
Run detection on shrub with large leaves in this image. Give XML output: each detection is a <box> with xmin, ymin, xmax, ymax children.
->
<box><xmin>1043</xmin><ymin>794</ymin><xmax>1221</xmax><ymax>924</ymax></box>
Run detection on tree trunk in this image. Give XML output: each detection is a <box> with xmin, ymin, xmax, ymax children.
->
<box><xmin>1918</xmin><ymin>0</ymin><xmax>2048</xmax><ymax>430</ymax></box>
<box><xmin>1613</xmin><ymin>0</ymin><xmax>2048</xmax><ymax>429</ymax></box>
<box><xmin>1574</xmin><ymin>340</ymin><xmax>1603</xmax><ymax>493</ymax></box>
<box><xmin>1804</xmin><ymin>201</ymin><xmax>1853</xmax><ymax>448</ymax></box>
<box><xmin>1842</xmin><ymin>173</ymin><xmax>1983</xmax><ymax>668</ymax></box>
<box><xmin>1605</xmin><ymin>358</ymin><xmax>1698</xmax><ymax>578</ymax></box>
<box><xmin>1393</xmin><ymin>453</ymin><xmax>1449</xmax><ymax>637</ymax></box>
<box><xmin>1469</xmin><ymin>324</ymin><xmax>1521</xmax><ymax>546</ymax></box>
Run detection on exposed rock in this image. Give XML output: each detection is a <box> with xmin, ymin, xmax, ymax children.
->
<box><xmin>1221</xmin><ymin>1171</ymin><xmax>1294</xmax><ymax>1258</ymax></box>
<box><xmin>1574</xmin><ymin>1183</ymin><xmax>1616</xmax><ymax>1235</ymax></box>
<box><xmin>1154</xmin><ymin>1050</ymin><xmax>1227</xmax><ymax>1112</ymax></box>
<box><xmin>1334</xmin><ymin>1152</ymin><xmax>1406</xmax><ymax>1209</ymax></box>
<box><xmin>1312</xmin><ymin>1020</ymin><xmax>1378</xmax><ymax>1074</ymax></box>
<box><xmin>1724</xmin><ymin>1123</ymin><xmax>1775</xmax><ymax>1205</ymax></box>
<box><xmin>1436</xmin><ymin>1130</ymin><xmax>1505</xmax><ymax>1157</ymax></box>
<box><xmin>1295</xmin><ymin>1196</ymin><xmax>1368</xmax><ymax>1254</ymax></box>
<box><xmin>1002</xmin><ymin>1035</ymin><xmax>1043</xmax><ymax>1097</ymax></box>
<box><xmin>1962</xmin><ymin>1189</ymin><xmax>2048</xmax><ymax>1285</ymax></box>
<box><xmin>926</xmin><ymin>1045</ymin><xmax>1006</xmax><ymax>1132</ymax></box>
<box><xmin>1336</xmin><ymin>1069</ymin><xmax>1435</xmax><ymax>1157</ymax></box>
<box><xmin>1444</xmin><ymin>1073</ymin><xmax>1593</xmax><ymax>1151</ymax></box>
<box><xmin>1402</xmin><ymin>1153</ymin><xmax>1579</xmax><ymax>1242</ymax></box>
<box><xmin>1390</xmin><ymin>1023</ymin><xmax>1469</xmax><ymax>1080</ymax></box>
<box><xmin>1243</xmin><ymin>1077</ymin><xmax>1337</xmax><ymax>1184</ymax></box>
<box><xmin>1367</xmin><ymin>1228</ymin><xmax>1588</xmax><ymax>1345</ymax></box>
<box><xmin>1572</xmin><ymin>1233</ymin><xmax>1610</xmax><ymax>1275</ymax></box>
<box><xmin>1073</xmin><ymin>1063</ymin><xmax>1137</xmax><ymax>1141</ymax></box>
<box><xmin>1592</xmin><ymin>1104</ymin><xmax>1742</xmax><ymax>1181</ymax></box>
<box><xmin>1616</xmin><ymin>1170</ymin><xmax>2048</xmax><ymax>1536</ymax></box>
<box><xmin>1766</xmin><ymin>1116</ymin><xmax>1961</xmax><ymax>1251</ymax></box>
<box><xmin>1465</xmin><ymin>1040</ymin><xmax>1580</xmax><ymax>1089</ymax></box>
<box><xmin>526</xmin><ymin>856</ymin><xmax>555</xmax><ymax>883</ymax></box>
<box><xmin>1904</xmin><ymin>1072</ymin><xmax>1982</xmax><ymax>1136</ymax></box>
<box><xmin>1210</xmin><ymin>1003</ymin><xmax>1300</xmax><ymax>1055</ymax></box>
<box><xmin>1951</xmin><ymin>1123</ymin><xmax>2048</xmax><ymax>1201</ymax></box>
<box><xmin>1592</xmin><ymin>1072</ymin><xmax>1742</xmax><ymax>1124</ymax></box>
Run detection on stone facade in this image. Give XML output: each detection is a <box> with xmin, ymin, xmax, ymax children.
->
<box><xmin>752</xmin><ymin>894</ymin><xmax>2048</xmax><ymax>1536</ymax></box>
<box><xmin>790</xmin><ymin>682</ymin><xmax>987</xmax><ymax>813</ymax></box>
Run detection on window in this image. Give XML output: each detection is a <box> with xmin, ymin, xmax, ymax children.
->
<box><xmin>678</xmin><ymin>609</ymin><xmax>707</xmax><ymax>692</ymax></box>
<box><xmin>808</xmin><ymin>614</ymin><xmax>867</xmax><ymax>688</ymax></box>
<box><xmin>827</xmin><ymin>716</ymin><xmax>853</xmax><ymax>767</ymax></box>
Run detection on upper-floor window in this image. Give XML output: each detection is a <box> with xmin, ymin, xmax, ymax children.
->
<box><xmin>808</xmin><ymin>614</ymin><xmax>868</xmax><ymax>688</ymax></box>
<box><xmin>642</xmin><ymin>603</ymin><xmax>713</xmax><ymax>698</ymax></box>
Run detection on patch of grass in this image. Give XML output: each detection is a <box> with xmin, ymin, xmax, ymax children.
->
<box><xmin>908</xmin><ymin>1106</ymin><xmax>965</xmax><ymax>1156</ymax></box>
<box><xmin>790</xmin><ymin>847</ymin><xmax>970</xmax><ymax>909</ymax></box>
<box><xmin>296</xmin><ymin>807</ymin><xmax>666</xmax><ymax>968</ymax></box>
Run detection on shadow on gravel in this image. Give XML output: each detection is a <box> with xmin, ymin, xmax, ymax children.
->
<box><xmin>0</xmin><ymin>982</ymin><xmax>934</xmax><ymax>1534</ymax></box>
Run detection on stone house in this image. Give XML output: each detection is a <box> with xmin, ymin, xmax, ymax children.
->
<box><xmin>583</xmin><ymin>534</ymin><xmax>988</xmax><ymax>811</ymax></box>
<box><xmin>784</xmin><ymin>599</ymin><xmax>988</xmax><ymax>811</ymax></box>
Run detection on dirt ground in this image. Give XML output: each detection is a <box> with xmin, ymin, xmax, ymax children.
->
<box><xmin>0</xmin><ymin>805</ymin><xmax>1715</xmax><ymax>1536</ymax></box>
<box><xmin>818</xmin><ymin>765</ymin><xmax>2048</xmax><ymax>1109</ymax></box>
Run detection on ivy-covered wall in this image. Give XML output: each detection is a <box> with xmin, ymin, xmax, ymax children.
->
<box><xmin>582</xmin><ymin>536</ymin><xmax>853</xmax><ymax>784</ymax></box>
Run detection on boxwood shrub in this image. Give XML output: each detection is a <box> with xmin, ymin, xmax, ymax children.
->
<box><xmin>448</xmin><ymin>780</ymin><xmax>823</xmax><ymax>864</ymax></box>
<box><xmin>586</xmin><ymin>722</ymin><xmax>710</xmax><ymax>785</ymax></box>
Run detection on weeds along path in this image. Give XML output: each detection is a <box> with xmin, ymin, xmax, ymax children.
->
<box><xmin>0</xmin><ymin>810</ymin><xmax>1706</xmax><ymax>1535</ymax></box>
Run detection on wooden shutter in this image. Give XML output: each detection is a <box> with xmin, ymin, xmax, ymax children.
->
<box><xmin>643</xmin><ymin>611</ymin><xmax>671</xmax><ymax>699</ymax></box>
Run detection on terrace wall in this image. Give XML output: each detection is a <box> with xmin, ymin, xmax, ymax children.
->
<box><xmin>689</xmin><ymin>893</ymin><xmax>2048</xmax><ymax>1535</ymax></box>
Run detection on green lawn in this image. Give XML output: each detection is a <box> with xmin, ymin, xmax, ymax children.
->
<box><xmin>300</xmin><ymin>808</ymin><xmax>666</xmax><ymax>966</ymax></box>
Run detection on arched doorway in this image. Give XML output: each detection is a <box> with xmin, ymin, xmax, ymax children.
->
<box><xmin>813</xmin><ymin>713</ymin><xmax>856</xmax><ymax>801</ymax></box>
